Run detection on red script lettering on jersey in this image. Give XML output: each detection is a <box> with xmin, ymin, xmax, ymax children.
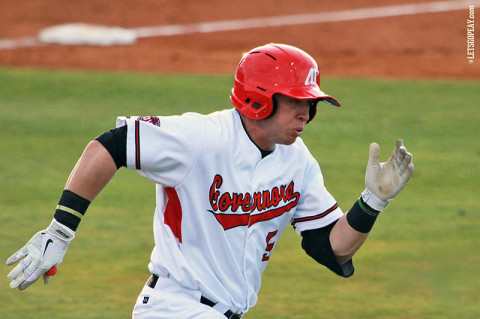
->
<box><xmin>208</xmin><ymin>174</ymin><xmax>300</xmax><ymax>230</ymax></box>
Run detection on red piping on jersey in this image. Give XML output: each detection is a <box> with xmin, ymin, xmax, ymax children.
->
<box><xmin>164</xmin><ymin>187</ymin><xmax>183</xmax><ymax>243</ymax></box>
<box><xmin>291</xmin><ymin>203</ymin><xmax>338</xmax><ymax>227</ymax></box>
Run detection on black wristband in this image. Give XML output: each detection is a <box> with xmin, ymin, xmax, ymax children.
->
<box><xmin>54</xmin><ymin>190</ymin><xmax>91</xmax><ymax>231</ymax></box>
<box><xmin>346</xmin><ymin>199</ymin><xmax>378</xmax><ymax>233</ymax></box>
<box><xmin>358</xmin><ymin>196</ymin><xmax>381</xmax><ymax>217</ymax></box>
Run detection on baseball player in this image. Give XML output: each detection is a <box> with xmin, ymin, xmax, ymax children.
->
<box><xmin>6</xmin><ymin>43</ymin><xmax>414</xmax><ymax>318</ymax></box>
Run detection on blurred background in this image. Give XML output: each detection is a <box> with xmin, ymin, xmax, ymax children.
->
<box><xmin>1</xmin><ymin>1</ymin><xmax>479</xmax><ymax>318</ymax></box>
<box><xmin>1</xmin><ymin>0</ymin><xmax>479</xmax><ymax>78</ymax></box>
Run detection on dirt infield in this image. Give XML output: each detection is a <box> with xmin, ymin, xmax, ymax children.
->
<box><xmin>0</xmin><ymin>0</ymin><xmax>478</xmax><ymax>80</ymax></box>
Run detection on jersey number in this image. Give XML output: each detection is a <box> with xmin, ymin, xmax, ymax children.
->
<box><xmin>262</xmin><ymin>230</ymin><xmax>278</xmax><ymax>261</ymax></box>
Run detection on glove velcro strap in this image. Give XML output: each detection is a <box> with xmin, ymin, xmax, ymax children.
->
<box><xmin>47</xmin><ymin>219</ymin><xmax>76</xmax><ymax>242</ymax></box>
<box><xmin>54</xmin><ymin>190</ymin><xmax>91</xmax><ymax>232</ymax></box>
<box><xmin>361</xmin><ymin>188</ymin><xmax>388</xmax><ymax>212</ymax></box>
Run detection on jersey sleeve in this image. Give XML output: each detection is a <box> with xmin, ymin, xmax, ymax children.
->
<box><xmin>116</xmin><ymin>113</ymin><xmax>204</xmax><ymax>187</ymax></box>
<box><xmin>292</xmin><ymin>155</ymin><xmax>343</xmax><ymax>234</ymax></box>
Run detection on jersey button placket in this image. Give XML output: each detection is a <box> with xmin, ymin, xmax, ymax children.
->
<box><xmin>243</xmin><ymin>154</ymin><xmax>271</xmax><ymax>308</ymax></box>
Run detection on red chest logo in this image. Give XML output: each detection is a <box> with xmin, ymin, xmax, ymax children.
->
<box><xmin>208</xmin><ymin>174</ymin><xmax>300</xmax><ymax>230</ymax></box>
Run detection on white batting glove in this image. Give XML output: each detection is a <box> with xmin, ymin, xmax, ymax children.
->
<box><xmin>363</xmin><ymin>139</ymin><xmax>415</xmax><ymax>211</ymax></box>
<box><xmin>6</xmin><ymin>219</ymin><xmax>74</xmax><ymax>290</ymax></box>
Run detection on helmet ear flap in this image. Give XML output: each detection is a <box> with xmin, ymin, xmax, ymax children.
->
<box><xmin>230</xmin><ymin>84</ymin><xmax>273</xmax><ymax>119</ymax></box>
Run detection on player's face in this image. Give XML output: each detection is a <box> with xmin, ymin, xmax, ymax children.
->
<box><xmin>258</xmin><ymin>94</ymin><xmax>312</xmax><ymax>148</ymax></box>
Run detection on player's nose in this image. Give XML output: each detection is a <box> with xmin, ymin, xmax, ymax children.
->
<box><xmin>297</xmin><ymin>105</ymin><xmax>309</xmax><ymax>122</ymax></box>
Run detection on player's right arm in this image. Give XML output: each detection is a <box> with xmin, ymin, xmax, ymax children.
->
<box><xmin>6</xmin><ymin>127</ymin><xmax>126</xmax><ymax>290</ymax></box>
<box><xmin>64</xmin><ymin>139</ymin><xmax>118</xmax><ymax>201</ymax></box>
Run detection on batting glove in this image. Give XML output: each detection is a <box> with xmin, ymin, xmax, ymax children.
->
<box><xmin>6</xmin><ymin>219</ymin><xmax>74</xmax><ymax>290</ymax></box>
<box><xmin>363</xmin><ymin>139</ymin><xmax>415</xmax><ymax>211</ymax></box>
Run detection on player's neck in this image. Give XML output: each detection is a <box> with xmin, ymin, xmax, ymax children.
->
<box><xmin>238</xmin><ymin>112</ymin><xmax>274</xmax><ymax>156</ymax></box>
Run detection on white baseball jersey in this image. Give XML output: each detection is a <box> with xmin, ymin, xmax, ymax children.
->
<box><xmin>116</xmin><ymin>109</ymin><xmax>343</xmax><ymax>313</ymax></box>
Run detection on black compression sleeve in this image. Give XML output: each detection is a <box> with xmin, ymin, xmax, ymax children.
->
<box><xmin>95</xmin><ymin>126</ymin><xmax>127</xmax><ymax>169</ymax></box>
<box><xmin>301</xmin><ymin>221</ymin><xmax>354</xmax><ymax>278</ymax></box>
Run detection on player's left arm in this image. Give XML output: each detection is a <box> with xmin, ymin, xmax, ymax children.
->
<box><xmin>301</xmin><ymin>140</ymin><xmax>414</xmax><ymax>275</ymax></box>
<box><xmin>330</xmin><ymin>139</ymin><xmax>414</xmax><ymax>264</ymax></box>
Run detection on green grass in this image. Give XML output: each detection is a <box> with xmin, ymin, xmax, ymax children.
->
<box><xmin>0</xmin><ymin>68</ymin><xmax>479</xmax><ymax>318</ymax></box>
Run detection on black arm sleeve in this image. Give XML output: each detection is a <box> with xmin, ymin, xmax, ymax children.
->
<box><xmin>301</xmin><ymin>221</ymin><xmax>354</xmax><ymax>278</ymax></box>
<box><xmin>95</xmin><ymin>126</ymin><xmax>127</xmax><ymax>169</ymax></box>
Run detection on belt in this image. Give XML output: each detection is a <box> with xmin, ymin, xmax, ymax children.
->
<box><xmin>199</xmin><ymin>296</ymin><xmax>243</xmax><ymax>319</ymax></box>
<box><xmin>147</xmin><ymin>275</ymin><xmax>243</xmax><ymax>319</ymax></box>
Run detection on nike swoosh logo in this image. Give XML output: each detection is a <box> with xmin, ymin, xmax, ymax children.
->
<box><xmin>43</xmin><ymin>239</ymin><xmax>53</xmax><ymax>256</ymax></box>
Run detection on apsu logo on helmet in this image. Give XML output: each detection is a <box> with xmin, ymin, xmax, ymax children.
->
<box><xmin>305</xmin><ymin>68</ymin><xmax>319</xmax><ymax>86</ymax></box>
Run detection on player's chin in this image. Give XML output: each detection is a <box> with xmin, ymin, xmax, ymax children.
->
<box><xmin>279</xmin><ymin>135</ymin><xmax>298</xmax><ymax>146</ymax></box>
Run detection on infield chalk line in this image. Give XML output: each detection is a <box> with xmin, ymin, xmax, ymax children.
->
<box><xmin>1</xmin><ymin>0</ymin><xmax>478</xmax><ymax>49</ymax></box>
<box><xmin>133</xmin><ymin>0</ymin><xmax>479</xmax><ymax>37</ymax></box>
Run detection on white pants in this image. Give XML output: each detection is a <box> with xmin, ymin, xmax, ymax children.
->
<box><xmin>132</xmin><ymin>275</ymin><xmax>227</xmax><ymax>319</ymax></box>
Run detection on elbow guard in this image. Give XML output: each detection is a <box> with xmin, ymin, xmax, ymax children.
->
<box><xmin>301</xmin><ymin>221</ymin><xmax>354</xmax><ymax>278</ymax></box>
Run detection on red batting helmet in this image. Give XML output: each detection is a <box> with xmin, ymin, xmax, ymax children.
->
<box><xmin>230</xmin><ymin>43</ymin><xmax>340</xmax><ymax>122</ymax></box>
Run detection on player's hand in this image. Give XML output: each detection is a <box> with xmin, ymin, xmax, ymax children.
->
<box><xmin>363</xmin><ymin>139</ymin><xmax>415</xmax><ymax>210</ymax></box>
<box><xmin>6</xmin><ymin>219</ymin><xmax>74</xmax><ymax>290</ymax></box>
